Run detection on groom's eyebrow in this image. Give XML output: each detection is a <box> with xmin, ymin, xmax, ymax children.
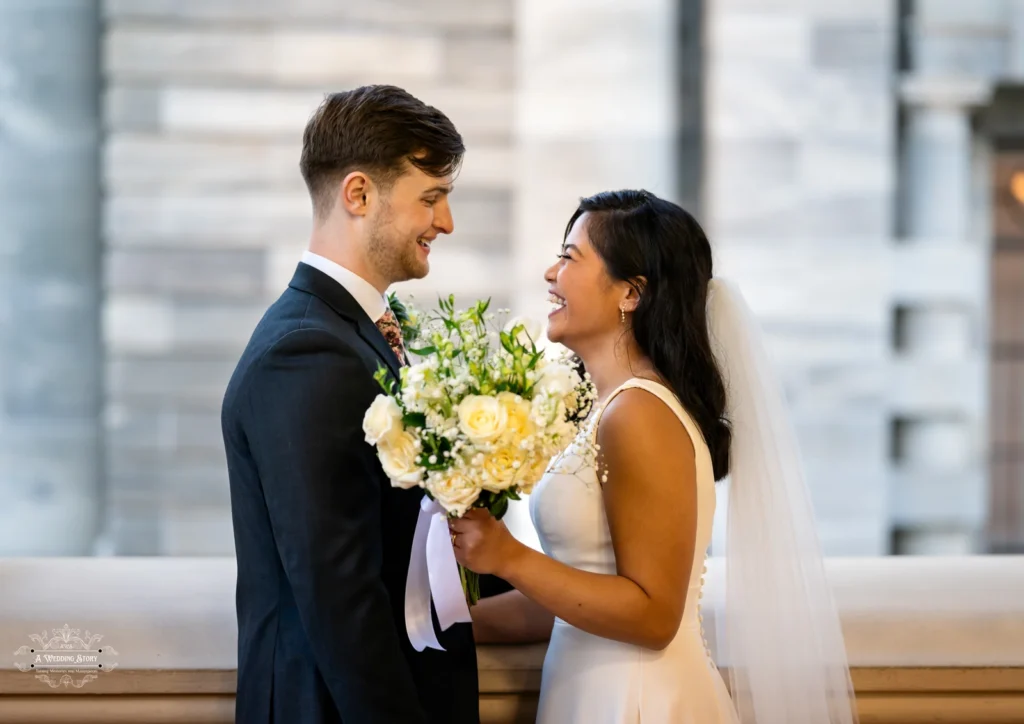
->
<box><xmin>423</xmin><ymin>184</ymin><xmax>454</xmax><ymax>196</ymax></box>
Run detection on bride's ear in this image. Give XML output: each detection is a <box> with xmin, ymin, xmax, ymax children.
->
<box><xmin>621</xmin><ymin>277</ymin><xmax>646</xmax><ymax>313</ymax></box>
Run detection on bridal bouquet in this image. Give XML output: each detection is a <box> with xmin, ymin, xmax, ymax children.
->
<box><xmin>363</xmin><ymin>295</ymin><xmax>595</xmax><ymax>604</ymax></box>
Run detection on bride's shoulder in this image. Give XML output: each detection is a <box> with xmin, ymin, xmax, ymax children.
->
<box><xmin>589</xmin><ymin>389</ymin><xmax>698</xmax><ymax>490</ymax></box>
<box><xmin>595</xmin><ymin>387</ymin><xmax>696</xmax><ymax>459</ymax></box>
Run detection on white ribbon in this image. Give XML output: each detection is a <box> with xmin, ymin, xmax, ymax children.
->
<box><xmin>404</xmin><ymin>496</ymin><xmax>473</xmax><ymax>652</ymax></box>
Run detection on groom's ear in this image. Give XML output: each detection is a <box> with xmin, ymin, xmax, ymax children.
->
<box><xmin>339</xmin><ymin>171</ymin><xmax>371</xmax><ymax>217</ymax></box>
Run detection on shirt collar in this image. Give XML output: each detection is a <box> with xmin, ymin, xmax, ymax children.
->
<box><xmin>300</xmin><ymin>251</ymin><xmax>388</xmax><ymax>323</ymax></box>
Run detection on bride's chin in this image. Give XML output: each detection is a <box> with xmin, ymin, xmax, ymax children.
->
<box><xmin>545</xmin><ymin>325</ymin><xmax>569</xmax><ymax>347</ymax></box>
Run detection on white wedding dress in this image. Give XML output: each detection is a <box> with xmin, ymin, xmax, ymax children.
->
<box><xmin>529</xmin><ymin>378</ymin><xmax>740</xmax><ymax>723</ymax></box>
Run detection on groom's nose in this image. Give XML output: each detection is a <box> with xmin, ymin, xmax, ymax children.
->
<box><xmin>433</xmin><ymin>198</ymin><xmax>454</xmax><ymax>235</ymax></box>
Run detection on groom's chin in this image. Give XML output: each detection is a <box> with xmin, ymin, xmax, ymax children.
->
<box><xmin>397</xmin><ymin>256</ymin><xmax>429</xmax><ymax>282</ymax></box>
<box><xmin>409</xmin><ymin>260</ymin><xmax>429</xmax><ymax>279</ymax></box>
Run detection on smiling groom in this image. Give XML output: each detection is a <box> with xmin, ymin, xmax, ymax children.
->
<box><xmin>221</xmin><ymin>86</ymin><xmax>479</xmax><ymax>723</ymax></box>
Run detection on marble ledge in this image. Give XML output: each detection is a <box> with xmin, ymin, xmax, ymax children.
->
<box><xmin>901</xmin><ymin>75</ymin><xmax>994</xmax><ymax>107</ymax></box>
<box><xmin>1</xmin><ymin>556</ymin><xmax>1023</xmax><ymax>671</ymax></box>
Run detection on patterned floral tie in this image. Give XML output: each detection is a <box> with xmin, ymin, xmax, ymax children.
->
<box><xmin>375</xmin><ymin>308</ymin><xmax>408</xmax><ymax>366</ymax></box>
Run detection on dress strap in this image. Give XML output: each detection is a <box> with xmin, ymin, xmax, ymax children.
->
<box><xmin>590</xmin><ymin>378</ymin><xmax>679</xmax><ymax>426</ymax></box>
<box><xmin>587</xmin><ymin>378</ymin><xmax>708</xmax><ymax>464</ymax></box>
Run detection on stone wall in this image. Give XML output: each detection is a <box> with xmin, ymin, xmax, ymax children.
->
<box><xmin>0</xmin><ymin>0</ymin><xmax>102</xmax><ymax>555</ymax></box>
<box><xmin>5</xmin><ymin>0</ymin><xmax>1019</xmax><ymax>556</ymax></box>
<box><xmin>99</xmin><ymin>0</ymin><xmax>515</xmax><ymax>554</ymax></box>
<box><xmin>705</xmin><ymin>0</ymin><xmax>897</xmax><ymax>554</ymax></box>
<box><xmin>893</xmin><ymin>0</ymin><xmax>1021</xmax><ymax>553</ymax></box>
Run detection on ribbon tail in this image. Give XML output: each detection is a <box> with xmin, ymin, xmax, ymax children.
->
<box><xmin>405</xmin><ymin>499</ymin><xmax>445</xmax><ymax>652</ymax></box>
<box><xmin>426</xmin><ymin>512</ymin><xmax>473</xmax><ymax>631</ymax></box>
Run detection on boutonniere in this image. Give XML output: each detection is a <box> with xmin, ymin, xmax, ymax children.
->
<box><xmin>387</xmin><ymin>292</ymin><xmax>422</xmax><ymax>346</ymax></box>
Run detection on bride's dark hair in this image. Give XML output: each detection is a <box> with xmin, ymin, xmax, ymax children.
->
<box><xmin>565</xmin><ymin>189</ymin><xmax>732</xmax><ymax>480</ymax></box>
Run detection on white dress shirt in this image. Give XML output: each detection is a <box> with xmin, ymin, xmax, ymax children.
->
<box><xmin>300</xmin><ymin>251</ymin><xmax>388</xmax><ymax>324</ymax></box>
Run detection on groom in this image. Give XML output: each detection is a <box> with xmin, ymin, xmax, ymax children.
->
<box><xmin>222</xmin><ymin>85</ymin><xmax>479</xmax><ymax>723</ymax></box>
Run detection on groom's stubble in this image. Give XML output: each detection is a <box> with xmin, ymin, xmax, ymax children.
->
<box><xmin>366</xmin><ymin>194</ymin><xmax>429</xmax><ymax>285</ymax></box>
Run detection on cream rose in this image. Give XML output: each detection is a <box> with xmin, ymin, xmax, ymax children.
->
<box><xmin>363</xmin><ymin>394</ymin><xmax>403</xmax><ymax>445</ymax></box>
<box><xmin>481</xmin><ymin>444</ymin><xmax>528</xmax><ymax>493</ymax></box>
<box><xmin>377</xmin><ymin>430</ymin><xmax>424</xmax><ymax>489</ymax></box>
<box><xmin>429</xmin><ymin>471</ymin><xmax>481</xmax><ymax>517</ymax></box>
<box><xmin>519</xmin><ymin>453</ymin><xmax>554</xmax><ymax>494</ymax></box>
<box><xmin>497</xmin><ymin>392</ymin><xmax>535</xmax><ymax>441</ymax></box>
<box><xmin>457</xmin><ymin>395</ymin><xmax>508</xmax><ymax>444</ymax></box>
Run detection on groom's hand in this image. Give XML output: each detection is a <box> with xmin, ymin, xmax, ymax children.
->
<box><xmin>449</xmin><ymin>509</ymin><xmax>522</xmax><ymax>577</ymax></box>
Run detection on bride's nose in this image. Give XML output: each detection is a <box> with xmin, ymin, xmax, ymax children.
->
<box><xmin>544</xmin><ymin>262</ymin><xmax>557</xmax><ymax>282</ymax></box>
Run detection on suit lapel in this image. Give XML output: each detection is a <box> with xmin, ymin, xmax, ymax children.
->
<box><xmin>288</xmin><ymin>262</ymin><xmax>402</xmax><ymax>381</ymax></box>
<box><xmin>354</xmin><ymin>316</ymin><xmax>403</xmax><ymax>380</ymax></box>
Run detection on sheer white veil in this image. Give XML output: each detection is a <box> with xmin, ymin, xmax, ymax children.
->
<box><xmin>706</xmin><ymin>278</ymin><xmax>858</xmax><ymax>724</ymax></box>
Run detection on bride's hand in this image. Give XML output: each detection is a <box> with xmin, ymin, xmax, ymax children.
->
<box><xmin>449</xmin><ymin>509</ymin><xmax>521</xmax><ymax>576</ymax></box>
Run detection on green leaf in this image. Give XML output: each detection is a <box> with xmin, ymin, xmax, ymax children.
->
<box><xmin>408</xmin><ymin>345</ymin><xmax>436</xmax><ymax>356</ymax></box>
<box><xmin>387</xmin><ymin>292</ymin><xmax>421</xmax><ymax>343</ymax></box>
<box><xmin>402</xmin><ymin>412</ymin><xmax>427</xmax><ymax>428</ymax></box>
<box><xmin>506</xmin><ymin>488</ymin><xmax>522</xmax><ymax>501</ymax></box>
<box><xmin>373</xmin><ymin>364</ymin><xmax>395</xmax><ymax>395</ymax></box>
<box><xmin>490</xmin><ymin>494</ymin><xmax>510</xmax><ymax>521</ymax></box>
<box><xmin>387</xmin><ymin>292</ymin><xmax>409</xmax><ymax>323</ymax></box>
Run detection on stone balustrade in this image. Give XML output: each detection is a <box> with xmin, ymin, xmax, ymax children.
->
<box><xmin>1</xmin><ymin>556</ymin><xmax>1022</xmax><ymax>722</ymax></box>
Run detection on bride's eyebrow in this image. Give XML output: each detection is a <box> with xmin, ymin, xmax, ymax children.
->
<box><xmin>562</xmin><ymin>243</ymin><xmax>582</xmax><ymax>256</ymax></box>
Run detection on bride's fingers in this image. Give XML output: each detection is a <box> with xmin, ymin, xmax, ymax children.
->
<box><xmin>448</xmin><ymin>517</ymin><xmax>472</xmax><ymax>535</ymax></box>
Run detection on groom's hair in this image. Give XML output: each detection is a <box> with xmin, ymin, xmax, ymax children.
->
<box><xmin>300</xmin><ymin>85</ymin><xmax>465</xmax><ymax>220</ymax></box>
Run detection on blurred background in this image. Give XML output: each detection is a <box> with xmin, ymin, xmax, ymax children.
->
<box><xmin>0</xmin><ymin>0</ymin><xmax>1022</xmax><ymax>558</ymax></box>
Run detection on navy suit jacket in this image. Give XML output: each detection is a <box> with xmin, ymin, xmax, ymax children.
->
<box><xmin>222</xmin><ymin>262</ymin><xmax>480</xmax><ymax>723</ymax></box>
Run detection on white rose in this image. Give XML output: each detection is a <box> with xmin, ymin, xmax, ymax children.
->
<box><xmin>377</xmin><ymin>430</ymin><xmax>424</xmax><ymax>489</ymax></box>
<box><xmin>457</xmin><ymin>395</ymin><xmax>508</xmax><ymax>444</ymax></box>
<box><xmin>536</xmin><ymin>361</ymin><xmax>580</xmax><ymax>398</ymax></box>
<box><xmin>503</xmin><ymin>316</ymin><xmax>542</xmax><ymax>349</ymax></box>
<box><xmin>363</xmin><ymin>395</ymin><xmax>403</xmax><ymax>445</ymax></box>
<box><xmin>429</xmin><ymin>472</ymin><xmax>481</xmax><ymax>517</ymax></box>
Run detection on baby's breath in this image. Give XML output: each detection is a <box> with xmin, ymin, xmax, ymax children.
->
<box><xmin>367</xmin><ymin>294</ymin><xmax>597</xmax><ymax>539</ymax></box>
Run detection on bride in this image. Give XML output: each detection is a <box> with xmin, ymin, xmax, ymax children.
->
<box><xmin>449</xmin><ymin>189</ymin><xmax>859</xmax><ymax>723</ymax></box>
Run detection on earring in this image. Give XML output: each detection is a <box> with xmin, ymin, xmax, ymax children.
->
<box><xmin>620</xmin><ymin>307</ymin><xmax>626</xmax><ymax>324</ymax></box>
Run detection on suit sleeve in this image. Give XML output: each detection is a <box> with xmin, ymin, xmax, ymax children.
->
<box><xmin>244</xmin><ymin>328</ymin><xmax>428</xmax><ymax>723</ymax></box>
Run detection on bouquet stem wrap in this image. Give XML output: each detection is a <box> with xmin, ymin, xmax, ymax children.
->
<box><xmin>405</xmin><ymin>496</ymin><xmax>473</xmax><ymax>652</ymax></box>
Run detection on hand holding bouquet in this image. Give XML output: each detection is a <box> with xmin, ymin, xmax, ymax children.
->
<box><xmin>363</xmin><ymin>296</ymin><xmax>594</xmax><ymax>604</ymax></box>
